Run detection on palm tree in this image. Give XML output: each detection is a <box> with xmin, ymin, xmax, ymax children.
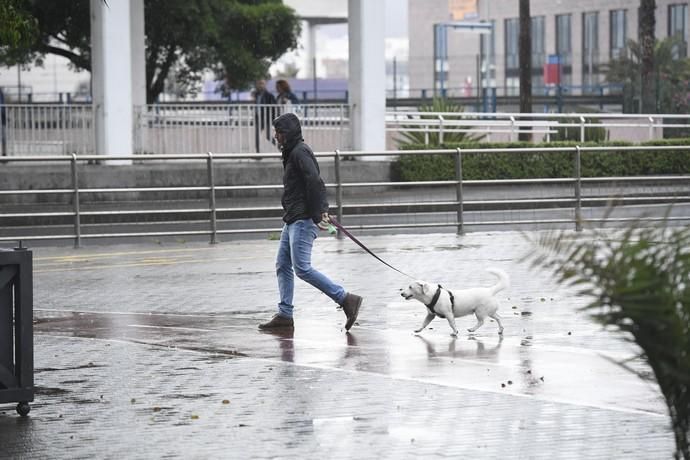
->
<box><xmin>524</xmin><ymin>218</ymin><xmax>690</xmax><ymax>459</ymax></box>
<box><xmin>395</xmin><ymin>98</ymin><xmax>485</xmax><ymax>147</ymax></box>
<box><xmin>640</xmin><ymin>0</ymin><xmax>657</xmax><ymax>113</ymax></box>
<box><xmin>518</xmin><ymin>0</ymin><xmax>532</xmax><ymax>141</ymax></box>
<box><xmin>605</xmin><ymin>35</ymin><xmax>690</xmax><ymax>127</ymax></box>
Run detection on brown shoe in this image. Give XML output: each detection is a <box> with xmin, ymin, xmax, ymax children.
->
<box><xmin>258</xmin><ymin>314</ymin><xmax>294</xmax><ymax>330</ymax></box>
<box><xmin>341</xmin><ymin>293</ymin><xmax>362</xmax><ymax>330</ymax></box>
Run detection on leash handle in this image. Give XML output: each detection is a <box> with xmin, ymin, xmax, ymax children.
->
<box><xmin>328</xmin><ymin>215</ymin><xmax>415</xmax><ymax>279</ymax></box>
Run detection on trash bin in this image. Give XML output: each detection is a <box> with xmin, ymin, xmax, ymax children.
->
<box><xmin>0</xmin><ymin>247</ymin><xmax>34</xmax><ymax>416</ymax></box>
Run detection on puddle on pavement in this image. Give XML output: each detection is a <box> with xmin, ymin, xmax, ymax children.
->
<box><xmin>35</xmin><ymin>363</ymin><xmax>105</xmax><ymax>373</ymax></box>
<box><xmin>34</xmin><ymin>386</ymin><xmax>70</xmax><ymax>396</ymax></box>
<box><xmin>161</xmin><ymin>393</ymin><xmax>215</xmax><ymax>400</ymax></box>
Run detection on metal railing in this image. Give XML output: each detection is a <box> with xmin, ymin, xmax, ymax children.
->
<box><xmin>1</xmin><ymin>104</ymin><xmax>94</xmax><ymax>156</ymax></box>
<box><xmin>1</xmin><ymin>103</ymin><xmax>350</xmax><ymax>157</ymax></box>
<box><xmin>386</xmin><ymin>111</ymin><xmax>690</xmax><ymax>144</ymax></box>
<box><xmin>1</xmin><ymin>146</ymin><xmax>689</xmax><ymax>246</ymax></box>
<box><xmin>5</xmin><ymin>104</ymin><xmax>690</xmax><ymax>156</ymax></box>
<box><xmin>136</xmin><ymin>103</ymin><xmax>350</xmax><ymax>154</ymax></box>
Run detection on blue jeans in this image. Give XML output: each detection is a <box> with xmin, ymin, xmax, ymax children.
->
<box><xmin>276</xmin><ymin>219</ymin><xmax>346</xmax><ymax>318</ymax></box>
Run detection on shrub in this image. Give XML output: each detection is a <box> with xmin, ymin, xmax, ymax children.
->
<box><xmin>394</xmin><ymin>140</ymin><xmax>690</xmax><ymax>181</ymax></box>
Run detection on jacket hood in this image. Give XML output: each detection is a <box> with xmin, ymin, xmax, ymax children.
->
<box><xmin>272</xmin><ymin>113</ymin><xmax>303</xmax><ymax>155</ymax></box>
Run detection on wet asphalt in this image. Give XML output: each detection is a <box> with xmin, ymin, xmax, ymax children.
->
<box><xmin>0</xmin><ymin>230</ymin><xmax>676</xmax><ymax>459</ymax></box>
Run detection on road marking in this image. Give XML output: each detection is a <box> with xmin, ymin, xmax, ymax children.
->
<box><xmin>35</xmin><ymin>246</ymin><xmax>222</xmax><ymax>261</ymax></box>
<box><xmin>34</xmin><ymin>255</ymin><xmax>272</xmax><ymax>273</ymax></box>
<box><xmin>35</xmin><ymin>308</ymin><xmax>224</xmax><ymax>318</ymax></box>
<box><xmin>127</xmin><ymin>324</ymin><xmax>215</xmax><ymax>332</ymax></box>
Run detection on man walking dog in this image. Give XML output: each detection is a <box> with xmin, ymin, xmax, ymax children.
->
<box><xmin>259</xmin><ymin>113</ymin><xmax>363</xmax><ymax>331</ymax></box>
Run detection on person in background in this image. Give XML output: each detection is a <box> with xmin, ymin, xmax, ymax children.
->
<box><xmin>275</xmin><ymin>79</ymin><xmax>299</xmax><ymax>106</ymax></box>
<box><xmin>258</xmin><ymin>112</ymin><xmax>363</xmax><ymax>332</ymax></box>
<box><xmin>253</xmin><ymin>79</ymin><xmax>276</xmax><ymax>150</ymax></box>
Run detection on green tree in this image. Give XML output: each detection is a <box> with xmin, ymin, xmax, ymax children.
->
<box><xmin>525</xmin><ymin>219</ymin><xmax>690</xmax><ymax>459</ymax></box>
<box><xmin>0</xmin><ymin>0</ymin><xmax>300</xmax><ymax>102</ymax></box>
<box><xmin>0</xmin><ymin>0</ymin><xmax>37</xmax><ymax>49</ymax></box>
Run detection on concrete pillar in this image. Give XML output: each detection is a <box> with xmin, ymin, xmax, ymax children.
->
<box><xmin>303</xmin><ymin>20</ymin><xmax>318</xmax><ymax>78</ymax></box>
<box><xmin>90</xmin><ymin>0</ymin><xmax>134</xmax><ymax>163</ymax></box>
<box><xmin>348</xmin><ymin>0</ymin><xmax>386</xmax><ymax>152</ymax></box>
<box><xmin>131</xmin><ymin>0</ymin><xmax>146</xmax><ymax>108</ymax></box>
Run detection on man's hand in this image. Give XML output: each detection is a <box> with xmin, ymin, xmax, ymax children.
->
<box><xmin>317</xmin><ymin>213</ymin><xmax>331</xmax><ymax>230</ymax></box>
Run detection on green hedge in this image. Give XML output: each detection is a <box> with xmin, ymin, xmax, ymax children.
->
<box><xmin>394</xmin><ymin>140</ymin><xmax>690</xmax><ymax>181</ymax></box>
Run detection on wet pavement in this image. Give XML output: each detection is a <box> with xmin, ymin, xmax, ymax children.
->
<box><xmin>0</xmin><ymin>231</ymin><xmax>676</xmax><ymax>458</ymax></box>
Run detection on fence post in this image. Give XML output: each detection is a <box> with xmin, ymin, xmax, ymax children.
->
<box><xmin>334</xmin><ymin>149</ymin><xmax>343</xmax><ymax>239</ymax></box>
<box><xmin>455</xmin><ymin>148</ymin><xmax>464</xmax><ymax>234</ymax></box>
<box><xmin>70</xmin><ymin>154</ymin><xmax>81</xmax><ymax>248</ymax></box>
<box><xmin>207</xmin><ymin>152</ymin><xmax>217</xmax><ymax>244</ymax></box>
<box><xmin>648</xmin><ymin>116</ymin><xmax>654</xmax><ymax>140</ymax></box>
<box><xmin>438</xmin><ymin>115</ymin><xmax>444</xmax><ymax>145</ymax></box>
<box><xmin>339</xmin><ymin>105</ymin><xmax>345</xmax><ymax>148</ymax></box>
<box><xmin>574</xmin><ymin>145</ymin><xmax>582</xmax><ymax>232</ymax></box>
<box><xmin>253</xmin><ymin>103</ymin><xmax>260</xmax><ymax>154</ymax></box>
<box><xmin>579</xmin><ymin>116</ymin><xmax>586</xmax><ymax>142</ymax></box>
<box><xmin>509</xmin><ymin>116</ymin><xmax>515</xmax><ymax>142</ymax></box>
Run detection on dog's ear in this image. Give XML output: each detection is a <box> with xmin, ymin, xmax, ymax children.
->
<box><xmin>420</xmin><ymin>282</ymin><xmax>428</xmax><ymax>295</ymax></box>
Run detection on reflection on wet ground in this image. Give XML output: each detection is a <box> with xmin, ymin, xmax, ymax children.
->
<box><xmin>0</xmin><ymin>232</ymin><xmax>676</xmax><ymax>458</ymax></box>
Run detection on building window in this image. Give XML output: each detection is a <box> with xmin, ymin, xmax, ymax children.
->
<box><xmin>668</xmin><ymin>4</ymin><xmax>688</xmax><ymax>58</ymax></box>
<box><xmin>504</xmin><ymin>18</ymin><xmax>519</xmax><ymax>95</ymax></box>
<box><xmin>532</xmin><ymin>16</ymin><xmax>545</xmax><ymax>89</ymax></box>
<box><xmin>610</xmin><ymin>9</ymin><xmax>627</xmax><ymax>59</ymax></box>
<box><xmin>556</xmin><ymin>14</ymin><xmax>572</xmax><ymax>86</ymax></box>
<box><xmin>582</xmin><ymin>12</ymin><xmax>599</xmax><ymax>91</ymax></box>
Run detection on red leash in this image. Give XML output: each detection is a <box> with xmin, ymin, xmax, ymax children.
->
<box><xmin>327</xmin><ymin>215</ymin><xmax>416</xmax><ymax>279</ymax></box>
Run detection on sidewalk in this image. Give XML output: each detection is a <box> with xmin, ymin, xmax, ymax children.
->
<box><xmin>0</xmin><ymin>231</ymin><xmax>675</xmax><ymax>459</ymax></box>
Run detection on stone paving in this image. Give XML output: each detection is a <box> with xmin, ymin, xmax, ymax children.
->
<box><xmin>0</xmin><ymin>230</ymin><xmax>677</xmax><ymax>458</ymax></box>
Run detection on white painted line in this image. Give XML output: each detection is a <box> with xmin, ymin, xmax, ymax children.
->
<box><xmin>127</xmin><ymin>324</ymin><xmax>215</xmax><ymax>332</ymax></box>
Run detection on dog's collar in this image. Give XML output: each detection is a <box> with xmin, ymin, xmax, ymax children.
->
<box><xmin>426</xmin><ymin>285</ymin><xmax>454</xmax><ymax>318</ymax></box>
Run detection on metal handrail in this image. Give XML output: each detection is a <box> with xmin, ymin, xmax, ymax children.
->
<box><xmin>1</xmin><ymin>146</ymin><xmax>689</xmax><ymax>246</ymax></box>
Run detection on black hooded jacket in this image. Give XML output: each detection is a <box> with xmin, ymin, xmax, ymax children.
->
<box><xmin>272</xmin><ymin>113</ymin><xmax>329</xmax><ymax>224</ymax></box>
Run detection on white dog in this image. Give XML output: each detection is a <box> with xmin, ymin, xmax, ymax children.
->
<box><xmin>400</xmin><ymin>268</ymin><xmax>509</xmax><ymax>336</ymax></box>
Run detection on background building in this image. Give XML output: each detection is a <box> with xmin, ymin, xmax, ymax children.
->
<box><xmin>408</xmin><ymin>0</ymin><xmax>689</xmax><ymax>101</ymax></box>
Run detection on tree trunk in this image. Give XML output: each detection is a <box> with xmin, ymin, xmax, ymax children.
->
<box><xmin>519</xmin><ymin>0</ymin><xmax>532</xmax><ymax>141</ymax></box>
<box><xmin>639</xmin><ymin>0</ymin><xmax>656</xmax><ymax>113</ymax></box>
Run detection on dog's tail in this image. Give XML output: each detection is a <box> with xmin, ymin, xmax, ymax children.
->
<box><xmin>487</xmin><ymin>268</ymin><xmax>510</xmax><ymax>295</ymax></box>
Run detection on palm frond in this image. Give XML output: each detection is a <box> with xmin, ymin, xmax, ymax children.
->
<box><xmin>524</xmin><ymin>211</ymin><xmax>690</xmax><ymax>459</ymax></box>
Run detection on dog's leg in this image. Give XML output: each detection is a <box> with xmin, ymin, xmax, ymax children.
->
<box><xmin>445</xmin><ymin>315</ymin><xmax>459</xmax><ymax>336</ymax></box>
<box><xmin>490</xmin><ymin>312</ymin><xmax>504</xmax><ymax>335</ymax></box>
<box><xmin>468</xmin><ymin>317</ymin><xmax>485</xmax><ymax>333</ymax></box>
<box><xmin>414</xmin><ymin>313</ymin><xmax>435</xmax><ymax>334</ymax></box>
